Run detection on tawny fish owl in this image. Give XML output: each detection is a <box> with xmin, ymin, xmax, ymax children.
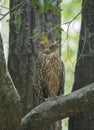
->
<box><xmin>38</xmin><ymin>42</ymin><xmax>65</xmax><ymax>98</ymax></box>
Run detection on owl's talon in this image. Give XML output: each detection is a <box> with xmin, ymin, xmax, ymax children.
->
<box><xmin>45</xmin><ymin>96</ymin><xmax>58</xmax><ymax>101</ymax></box>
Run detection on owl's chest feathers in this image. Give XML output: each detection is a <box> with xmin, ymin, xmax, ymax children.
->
<box><xmin>41</xmin><ymin>55</ymin><xmax>62</xmax><ymax>96</ymax></box>
<box><xmin>42</xmin><ymin>55</ymin><xmax>61</xmax><ymax>76</ymax></box>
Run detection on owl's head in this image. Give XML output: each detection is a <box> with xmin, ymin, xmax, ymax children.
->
<box><xmin>38</xmin><ymin>42</ymin><xmax>60</xmax><ymax>57</ymax></box>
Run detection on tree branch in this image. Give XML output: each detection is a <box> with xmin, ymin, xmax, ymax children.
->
<box><xmin>21</xmin><ymin>83</ymin><xmax>94</xmax><ymax>130</ymax></box>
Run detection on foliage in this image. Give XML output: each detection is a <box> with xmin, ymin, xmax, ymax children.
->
<box><xmin>33</xmin><ymin>0</ymin><xmax>61</xmax><ymax>17</ymax></box>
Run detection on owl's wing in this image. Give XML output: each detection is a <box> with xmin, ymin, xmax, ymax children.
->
<box><xmin>42</xmin><ymin>84</ymin><xmax>48</xmax><ymax>98</ymax></box>
<box><xmin>57</xmin><ymin>61</ymin><xmax>65</xmax><ymax>95</ymax></box>
<box><xmin>40</xmin><ymin>66</ymin><xmax>49</xmax><ymax>98</ymax></box>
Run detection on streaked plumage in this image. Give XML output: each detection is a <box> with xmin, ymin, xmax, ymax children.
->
<box><xmin>39</xmin><ymin>42</ymin><xmax>65</xmax><ymax>97</ymax></box>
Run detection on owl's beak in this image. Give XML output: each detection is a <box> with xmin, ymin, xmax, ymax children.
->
<box><xmin>44</xmin><ymin>49</ymin><xmax>50</xmax><ymax>54</ymax></box>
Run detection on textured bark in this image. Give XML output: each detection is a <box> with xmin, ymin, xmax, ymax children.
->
<box><xmin>9</xmin><ymin>0</ymin><xmax>44</xmax><ymax>115</ymax></box>
<box><xmin>21</xmin><ymin>83</ymin><xmax>94</xmax><ymax>130</ymax></box>
<box><xmin>69</xmin><ymin>0</ymin><xmax>94</xmax><ymax>130</ymax></box>
<box><xmin>0</xmin><ymin>34</ymin><xmax>22</xmax><ymax>130</ymax></box>
<box><xmin>8</xmin><ymin>0</ymin><xmax>62</xmax><ymax>130</ymax></box>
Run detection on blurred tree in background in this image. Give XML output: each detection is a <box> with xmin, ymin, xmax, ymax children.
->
<box><xmin>61</xmin><ymin>1</ymin><xmax>81</xmax><ymax>129</ymax></box>
<box><xmin>1</xmin><ymin>0</ymin><xmax>81</xmax><ymax>130</ymax></box>
<box><xmin>69</xmin><ymin>0</ymin><xmax>94</xmax><ymax>130</ymax></box>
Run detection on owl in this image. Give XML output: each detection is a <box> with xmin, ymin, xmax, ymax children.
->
<box><xmin>38</xmin><ymin>42</ymin><xmax>65</xmax><ymax>98</ymax></box>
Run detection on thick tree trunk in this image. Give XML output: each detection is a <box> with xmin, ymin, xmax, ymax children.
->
<box><xmin>0</xmin><ymin>3</ymin><xmax>22</xmax><ymax>130</ymax></box>
<box><xmin>9</xmin><ymin>0</ymin><xmax>45</xmax><ymax>115</ymax></box>
<box><xmin>8</xmin><ymin>0</ymin><xmax>62</xmax><ymax>130</ymax></box>
<box><xmin>0</xmin><ymin>34</ymin><xmax>22</xmax><ymax>130</ymax></box>
<box><xmin>69</xmin><ymin>0</ymin><xmax>94</xmax><ymax>130</ymax></box>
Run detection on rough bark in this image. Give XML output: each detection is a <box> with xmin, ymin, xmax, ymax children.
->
<box><xmin>0</xmin><ymin>34</ymin><xmax>22</xmax><ymax>130</ymax></box>
<box><xmin>8</xmin><ymin>0</ymin><xmax>62</xmax><ymax>130</ymax></box>
<box><xmin>69</xmin><ymin>0</ymin><xmax>94</xmax><ymax>130</ymax></box>
<box><xmin>9</xmin><ymin>0</ymin><xmax>45</xmax><ymax>115</ymax></box>
<box><xmin>21</xmin><ymin>83</ymin><xmax>94</xmax><ymax>130</ymax></box>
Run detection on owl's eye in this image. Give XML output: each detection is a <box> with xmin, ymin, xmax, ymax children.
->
<box><xmin>49</xmin><ymin>44</ymin><xmax>59</xmax><ymax>51</ymax></box>
<box><xmin>40</xmin><ymin>46</ymin><xmax>44</xmax><ymax>51</ymax></box>
<box><xmin>38</xmin><ymin>43</ymin><xmax>45</xmax><ymax>51</ymax></box>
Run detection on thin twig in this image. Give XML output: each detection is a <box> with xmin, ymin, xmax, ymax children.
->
<box><xmin>0</xmin><ymin>0</ymin><xmax>29</xmax><ymax>21</ymax></box>
<box><xmin>0</xmin><ymin>13</ymin><xmax>5</xmax><ymax>16</ymax></box>
<box><xmin>63</xmin><ymin>11</ymin><xmax>81</xmax><ymax>25</ymax></box>
<box><xmin>48</xmin><ymin>11</ymin><xmax>81</xmax><ymax>34</ymax></box>
<box><xmin>1</xmin><ymin>5</ymin><xmax>9</xmax><ymax>10</ymax></box>
<box><xmin>0</xmin><ymin>11</ymin><xmax>9</xmax><ymax>20</ymax></box>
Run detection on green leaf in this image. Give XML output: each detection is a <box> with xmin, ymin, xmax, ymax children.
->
<box><xmin>55</xmin><ymin>26</ymin><xmax>61</xmax><ymax>39</ymax></box>
<box><xmin>14</xmin><ymin>9</ymin><xmax>22</xmax><ymax>29</ymax></box>
<box><xmin>39</xmin><ymin>1</ymin><xmax>52</xmax><ymax>14</ymax></box>
<box><xmin>44</xmin><ymin>1</ymin><xmax>51</xmax><ymax>12</ymax></box>
<box><xmin>52</xmin><ymin>6</ymin><xmax>60</xmax><ymax>17</ymax></box>
<box><xmin>57</xmin><ymin>0</ymin><xmax>62</xmax><ymax>3</ymax></box>
<box><xmin>6</xmin><ymin>19</ymin><xmax>10</xmax><ymax>22</ymax></box>
<box><xmin>32</xmin><ymin>0</ymin><xmax>41</xmax><ymax>7</ymax></box>
<box><xmin>40</xmin><ymin>33</ymin><xmax>49</xmax><ymax>43</ymax></box>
